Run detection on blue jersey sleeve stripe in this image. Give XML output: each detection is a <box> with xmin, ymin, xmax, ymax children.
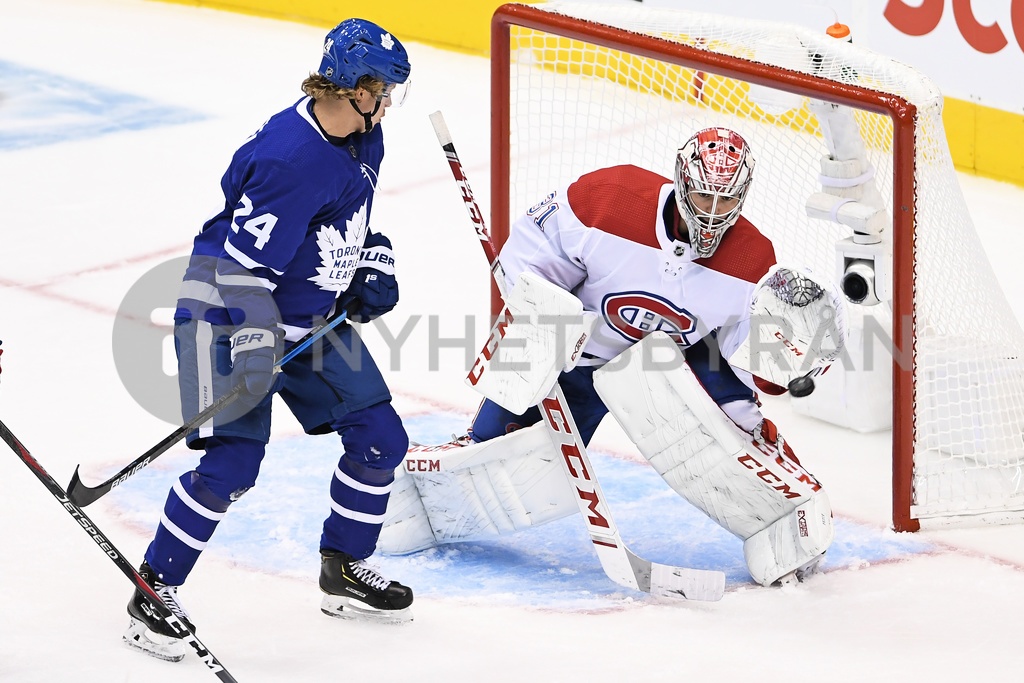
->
<box><xmin>215</xmin><ymin>271</ymin><xmax>277</xmax><ymax>292</ymax></box>
<box><xmin>178</xmin><ymin>279</ymin><xmax>225</xmax><ymax>307</ymax></box>
<box><xmin>223</xmin><ymin>237</ymin><xmax>283</xmax><ymax>275</ymax></box>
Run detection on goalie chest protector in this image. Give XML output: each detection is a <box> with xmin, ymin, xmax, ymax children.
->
<box><xmin>500</xmin><ymin>164</ymin><xmax>777</xmax><ymax>363</ymax></box>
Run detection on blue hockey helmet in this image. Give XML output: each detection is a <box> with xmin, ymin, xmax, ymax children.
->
<box><xmin>319</xmin><ymin>19</ymin><xmax>411</xmax><ymax>91</ymax></box>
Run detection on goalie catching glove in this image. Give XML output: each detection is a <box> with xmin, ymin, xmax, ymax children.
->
<box><xmin>727</xmin><ymin>265</ymin><xmax>847</xmax><ymax>390</ymax></box>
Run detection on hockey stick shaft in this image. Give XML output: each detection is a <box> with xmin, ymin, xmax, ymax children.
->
<box><xmin>429</xmin><ymin>111</ymin><xmax>506</xmax><ymax>296</ymax></box>
<box><xmin>429</xmin><ymin>111</ymin><xmax>724</xmax><ymax>601</ymax></box>
<box><xmin>0</xmin><ymin>419</ymin><xmax>239</xmax><ymax>681</ymax></box>
<box><xmin>67</xmin><ymin>307</ymin><xmax>353</xmax><ymax>507</ymax></box>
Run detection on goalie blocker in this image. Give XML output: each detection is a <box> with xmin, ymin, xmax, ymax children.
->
<box><xmin>467</xmin><ymin>272</ymin><xmax>600</xmax><ymax>415</ymax></box>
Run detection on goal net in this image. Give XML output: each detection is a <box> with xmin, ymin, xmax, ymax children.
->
<box><xmin>490</xmin><ymin>1</ymin><xmax>1024</xmax><ymax>530</ymax></box>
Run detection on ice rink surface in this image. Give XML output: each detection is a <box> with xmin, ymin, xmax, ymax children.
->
<box><xmin>1</xmin><ymin>1</ymin><xmax>1023</xmax><ymax>681</ymax></box>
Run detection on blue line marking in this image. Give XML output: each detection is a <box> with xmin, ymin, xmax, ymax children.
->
<box><xmin>110</xmin><ymin>410</ymin><xmax>934</xmax><ymax>610</ymax></box>
<box><xmin>0</xmin><ymin>60</ymin><xmax>205</xmax><ymax>151</ymax></box>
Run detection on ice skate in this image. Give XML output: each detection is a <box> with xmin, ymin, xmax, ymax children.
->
<box><xmin>123</xmin><ymin>561</ymin><xmax>195</xmax><ymax>662</ymax></box>
<box><xmin>776</xmin><ymin>552</ymin><xmax>827</xmax><ymax>587</ymax></box>
<box><xmin>319</xmin><ymin>550</ymin><xmax>413</xmax><ymax>624</ymax></box>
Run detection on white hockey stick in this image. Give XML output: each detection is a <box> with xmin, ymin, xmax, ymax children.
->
<box><xmin>429</xmin><ymin>111</ymin><xmax>725</xmax><ymax>601</ymax></box>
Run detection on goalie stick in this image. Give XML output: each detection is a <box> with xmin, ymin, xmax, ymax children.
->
<box><xmin>0</xmin><ymin>418</ymin><xmax>239</xmax><ymax>682</ymax></box>
<box><xmin>429</xmin><ymin>110</ymin><xmax>725</xmax><ymax>602</ymax></box>
<box><xmin>67</xmin><ymin>303</ymin><xmax>357</xmax><ymax>507</ymax></box>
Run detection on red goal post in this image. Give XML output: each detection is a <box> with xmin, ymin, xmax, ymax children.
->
<box><xmin>489</xmin><ymin>2</ymin><xmax>1024</xmax><ymax>531</ymax></box>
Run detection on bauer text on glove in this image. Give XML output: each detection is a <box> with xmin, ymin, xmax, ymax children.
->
<box><xmin>342</xmin><ymin>231</ymin><xmax>398</xmax><ymax>323</ymax></box>
<box><xmin>229</xmin><ymin>327</ymin><xmax>284</xmax><ymax>400</ymax></box>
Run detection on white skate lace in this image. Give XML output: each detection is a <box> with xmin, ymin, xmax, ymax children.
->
<box><xmin>349</xmin><ymin>560</ymin><xmax>391</xmax><ymax>592</ymax></box>
<box><xmin>154</xmin><ymin>584</ymin><xmax>192</xmax><ymax>622</ymax></box>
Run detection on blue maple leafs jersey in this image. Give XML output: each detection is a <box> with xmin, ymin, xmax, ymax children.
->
<box><xmin>175</xmin><ymin>96</ymin><xmax>384</xmax><ymax>338</ymax></box>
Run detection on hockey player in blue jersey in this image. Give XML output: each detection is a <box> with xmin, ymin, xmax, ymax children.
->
<box><xmin>124</xmin><ymin>18</ymin><xmax>415</xmax><ymax>661</ymax></box>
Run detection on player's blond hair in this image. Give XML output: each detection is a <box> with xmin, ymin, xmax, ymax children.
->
<box><xmin>301</xmin><ymin>73</ymin><xmax>387</xmax><ymax>101</ymax></box>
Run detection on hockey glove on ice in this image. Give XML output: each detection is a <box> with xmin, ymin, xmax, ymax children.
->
<box><xmin>230</xmin><ymin>326</ymin><xmax>284</xmax><ymax>401</ymax></box>
<box><xmin>342</xmin><ymin>231</ymin><xmax>398</xmax><ymax>323</ymax></box>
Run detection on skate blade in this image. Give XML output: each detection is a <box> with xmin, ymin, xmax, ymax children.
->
<box><xmin>123</xmin><ymin>618</ymin><xmax>186</xmax><ymax>662</ymax></box>
<box><xmin>320</xmin><ymin>594</ymin><xmax>413</xmax><ymax>625</ymax></box>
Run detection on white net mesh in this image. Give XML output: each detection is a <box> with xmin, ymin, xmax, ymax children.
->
<box><xmin>499</xmin><ymin>1</ymin><xmax>1024</xmax><ymax>524</ymax></box>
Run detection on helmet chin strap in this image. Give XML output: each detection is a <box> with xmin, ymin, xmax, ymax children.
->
<box><xmin>349</xmin><ymin>97</ymin><xmax>381</xmax><ymax>133</ymax></box>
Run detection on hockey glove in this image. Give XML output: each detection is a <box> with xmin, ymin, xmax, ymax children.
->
<box><xmin>727</xmin><ymin>265</ymin><xmax>847</xmax><ymax>389</ymax></box>
<box><xmin>341</xmin><ymin>231</ymin><xmax>398</xmax><ymax>323</ymax></box>
<box><xmin>229</xmin><ymin>326</ymin><xmax>284</xmax><ymax>401</ymax></box>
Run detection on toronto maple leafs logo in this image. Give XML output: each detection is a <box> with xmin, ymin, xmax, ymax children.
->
<box><xmin>309</xmin><ymin>201</ymin><xmax>369</xmax><ymax>292</ymax></box>
<box><xmin>381</xmin><ymin>33</ymin><xmax>395</xmax><ymax>50</ymax></box>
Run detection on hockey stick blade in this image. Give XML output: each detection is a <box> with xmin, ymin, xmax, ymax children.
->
<box><xmin>649</xmin><ymin>559</ymin><xmax>727</xmax><ymax>602</ymax></box>
<box><xmin>0</xmin><ymin>419</ymin><xmax>239</xmax><ymax>682</ymax></box>
<box><xmin>430</xmin><ymin>109</ymin><xmax>727</xmax><ymax>601</ymax></box>
<box><xmin>65</xmin><ymin>385</ymin><xmax>243</xmax><ymax>507</ymax></box>
<box><xmin>67</xmin><ymin>306</ymin><xmax>354</xmax><ymax>507</ymax></box>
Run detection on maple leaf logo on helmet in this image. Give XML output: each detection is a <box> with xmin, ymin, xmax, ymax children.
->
<box><xmin>318</xmin><ymin>19</ymin><xmax>411</xmax><ymax>90</ymax></box>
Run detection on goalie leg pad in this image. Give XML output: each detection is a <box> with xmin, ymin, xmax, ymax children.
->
<box><xmin>377</xmin><ymin>424</ymin><xmax>577</xmax><ymax>554</ymax></box>
<box><xmin>744</xmin><ymin>490</ymin><xmax>834</xmax><ymax>586</ymax></box>
<box><xmin>375</xmin><ymin>468</ymin><xmax>436</xmax><ymax>554</ymax></box>
<box><xmin>594</xmin><ymin>332</ymin><xmax>832</xmax><ymax>585</ymax></box>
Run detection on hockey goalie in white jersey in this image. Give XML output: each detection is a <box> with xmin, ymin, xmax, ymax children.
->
<box><xmin>381</xmin><ymin>127</ymin><xmax>847</xmax><ymax>587</ymax></box>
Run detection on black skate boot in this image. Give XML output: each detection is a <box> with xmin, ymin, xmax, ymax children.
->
<box><xmin>319</xmin><ymin>550</ymin><xmax>413</xmax><ymax>624</ymax></box>
<box><xmin>123</xmin><ymin>561</ymin><xmax>195</xmax><ymax>662</ymax></box>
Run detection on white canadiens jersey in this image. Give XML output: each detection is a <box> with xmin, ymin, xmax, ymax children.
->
<box><xmin>498</xmin><ymin>164</ymin><xmax>778</xmax><ymax>391</ymax></box>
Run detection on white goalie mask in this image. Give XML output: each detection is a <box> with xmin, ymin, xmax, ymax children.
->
<box><xmin>674</xmin><ymin>128</ymin><xmax>755</xmax><ymax>259</ymax></box>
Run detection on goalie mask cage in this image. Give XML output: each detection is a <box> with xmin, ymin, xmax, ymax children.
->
<box><xmin>490</xmin><ymin>2</ymin><xmax>1024</xmax><ymax>532</ymax></box>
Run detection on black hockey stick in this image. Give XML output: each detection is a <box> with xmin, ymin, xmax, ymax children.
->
<box><xmin>67</xmin><ymin>304</ymin><xmax>356</xmax><ymax>507</ymax></box>
<box><xmin>429</xmin><ymin>111</ymin><xmax>725</xmax><ymax>601</ymax></box>
<box><xmin>0</xmin><ymin>419</ymin><xmax>239</xmax><ymax>681</ymax></box>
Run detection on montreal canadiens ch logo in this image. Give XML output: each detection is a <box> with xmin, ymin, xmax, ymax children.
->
<box><xmin>603</xmin><ymin>292</ymin><xmax>697</xmax><ymax>344</ymax></box>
